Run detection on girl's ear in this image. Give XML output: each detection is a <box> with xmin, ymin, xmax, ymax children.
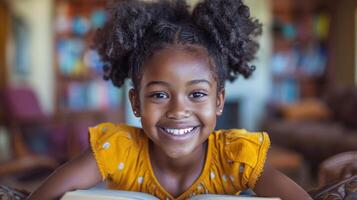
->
<box><xmin>129</xmin><ymin>89</ymin><xmax>141</xmax><ymax>117</ymax></box>
<box><xmin>216</xmin><ymin>89</ymin><xmax>225</xmax><ymax>116</ymax></box>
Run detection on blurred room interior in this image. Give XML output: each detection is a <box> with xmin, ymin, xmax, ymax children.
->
<box><xmin>0</xmin><ymin>0</ymin><xmax>356</xmax><ymax>197</ymax></box>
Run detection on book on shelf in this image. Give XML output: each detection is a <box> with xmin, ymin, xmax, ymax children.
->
<box><xmin>61</xmin><ymin>189</ymin><xmax>281</xmax><ymax>200</ymax></box>
<box><xmin>65</xmin><ymin>80</ymin><xmax>121</xmax><ymax>111</ymax></box>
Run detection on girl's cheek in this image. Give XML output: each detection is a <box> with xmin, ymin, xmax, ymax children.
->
<box><xmin>141</xmin><ymin>103</ymin><xmax>164</xmax><ymax>118</ymax></box>
<box><xmin>201</xmin><ymin>105</ymin><xmax>217</xmax><ymax>119</ymax></box>
<box><xmin>195</xmin><ymin>100</ymin><xmax>218</xmax><ymax>117</ymax></box>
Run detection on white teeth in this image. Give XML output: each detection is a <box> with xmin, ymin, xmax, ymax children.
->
<box><xmin>163</xmin><ymin>127</ymin><xmax>195</xmax><ymax>136</ymax></box>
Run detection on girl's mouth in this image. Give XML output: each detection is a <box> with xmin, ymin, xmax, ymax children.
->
<box><xmin>159</xmin><ymin>126</ymin><xmax>199</xmax><ymax>137</ymax></box>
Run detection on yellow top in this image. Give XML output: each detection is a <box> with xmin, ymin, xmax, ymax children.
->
<box><xmin>89</xmin><ymin>123</ymin><xmax>270</xmax><ymax>200</ymax></box>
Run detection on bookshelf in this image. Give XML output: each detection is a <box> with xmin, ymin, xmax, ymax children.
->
<box><xmin>54</xmin><ymin>0</ymin><xmax>123</xmax><ymax>127</ymax></box>
<box><xmin>270</xmin><ymin>0</ymin><xmax>330</xmax><ymax>104</ymax></box>
<box><xmin>0</xmin><ymin>1</ymin><xmax>9</xmax><ymax>90</ymax></box>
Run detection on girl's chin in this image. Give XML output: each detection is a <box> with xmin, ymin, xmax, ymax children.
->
<box><xmin>161</xmin><ymin>147</ymin><xmax>197</xmax><ymax>160</ymax></box>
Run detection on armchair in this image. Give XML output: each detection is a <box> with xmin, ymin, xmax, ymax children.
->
<box><xmin>0</xmin><ymin>86</ymin><xmax>62</xmax><ymax>177</ymax></box>
<box><xmin>318</xmin><ymin>151</ymin><xmax>357</xmax><ymax>187</ymax></box>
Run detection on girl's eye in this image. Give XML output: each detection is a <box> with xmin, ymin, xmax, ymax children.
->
<box><xmin>190</xmin><ymin>92</ymin><xmax>207</xmax><ymax>99</ymax></box>
<box><xmin>149</xmin><ymin>92</ymin><xmax>169</xmax><ymax>99</ymax></box>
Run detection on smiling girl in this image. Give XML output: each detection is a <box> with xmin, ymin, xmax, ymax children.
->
<box><xmin>28</xmin><ymin>0</ymin><xmax>311</xmax><ymax>199</ymax></box>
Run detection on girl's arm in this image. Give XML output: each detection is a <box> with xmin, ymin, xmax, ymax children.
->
<box><xmin>254</xmin><ymin>163</ymin><xmax>312</xmax><ymax>200</ymax></box>
<box><xmin>28</xmin><ymin>148</ymin><xmax>102</xmax><ymax>200</ymax></box>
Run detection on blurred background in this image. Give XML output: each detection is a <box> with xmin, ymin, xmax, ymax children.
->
<box><xmin>0</xmin><ymin>0</ymin><xmax>356</xmax><ymax>194</ymax></box>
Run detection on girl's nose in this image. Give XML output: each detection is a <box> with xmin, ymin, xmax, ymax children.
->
<box><xmin>166</xmin><ymin>98</ymin><xmax>191</xmax><ymax>120</ymax></box>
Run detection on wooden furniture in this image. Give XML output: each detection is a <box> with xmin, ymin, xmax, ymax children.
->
<box><xmin>270</xmin><ymin>0</ymin><xmax>330</xmax><ymax>104</ymax></box>
<box><xmin>267</xmin><ymin>146</ymin><xmax>309</xmax><ymax>188</ymax></box>
<box><xmin>310</xmin><ymin>175</ymin><xmax>357</xmax><ymax>200</ymax></box>
<box><xmin>0</xmin><ymin>185</ymin><xmax>29</xmax><ymax>200</ymax></box>
<box><xmin>0</xmin><ymin>87</ymin><xmax>58</xmax><ymax>177</ymax></box>
<box><xmin>318</xmin><ymin>151</ymin><xmax>357</xmax><ymax>187</ymax></box>
<box><xmin>54</xmin><ymin>0</ymin><xmax>122</xmax><ymax>120</ymax></box>
<box><xmin>265</xmin><ymin>86</ymin><xmax>357</xmax><ymax>172</ymax></box>
<box><xmin>53</xmin><ymin>0</ymin><xmax>124</xmax><ymax>157</ymax></box>
<box><xmin>0</xmin><ymin>1</ymin><xmax>9</xmax><ymax>90</ymax></box>
<box><xmin>310</xmin><ymin>150</ymin><xmax>357</xmax><ymax>199</ymax></box>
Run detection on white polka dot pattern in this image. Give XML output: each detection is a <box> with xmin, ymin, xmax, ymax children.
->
<box><xmin>222</xmin><ymin>174</ymin><xmax>227</xmax><ymax>182</ymax></box>
<box><xmin>138</xmin><ymin>176</ymin><xmax>144</xmax><ymax>184</ymax></box>
<box><xmin>210</xmin><ymin>172</ymin><xmax>215</xmax><ymax>179</ymax></box>
<box><xmin>118</xmin><ymin>162</ymin><xmax>124</xmax><ymax>170</ymax></box>
<box><xmin>197</xmin><ymin>184</ymin><xmax>203</xmax><ymax>190</ymax></box>
<box><xmin>102</xmin><ymin>142</ymin><xmax>110</xmax><ymax>149</ymax></box>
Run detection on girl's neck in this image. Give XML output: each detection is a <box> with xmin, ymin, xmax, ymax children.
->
<box><xmin>149</xmin><ymin>140</ymin><xmax>208</xmax><ymax>175</ymax></box>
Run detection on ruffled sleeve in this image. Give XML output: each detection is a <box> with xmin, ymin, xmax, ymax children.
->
<box><xmin>89</xmin><ymin>123</ymin><xmax>138</xmax><ymax>181</ymax></box>
<box><xmin>221</xmin><ymin>129</ymin><xmax>270</xmax><ymax>190</ymax></box>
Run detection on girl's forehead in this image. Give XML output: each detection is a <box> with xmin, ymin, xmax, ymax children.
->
<box><xmin>148</xmin><ymin>44</ymin><xmax>211</xmax><ymax>63</ymax></box>
<box><xmin>141</xmin><ymin>46</ymin><xmax>217</xmax><ymax>86</ymax></box>
<box><xmin>144</xmin><ymin>45</ymin><xmax>214</xmax><ymax>71</ymax></box>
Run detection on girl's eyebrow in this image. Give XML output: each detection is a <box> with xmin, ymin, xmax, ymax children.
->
<box><xmin>145</xmin><ymin>79</ymin><xmax>212</xmax><ymax>88</ymax></box>
<box><xmin>145</xmin><ymin>81</ymin><xmax>170</xmax><ymax>88</ymax></box>
<box><xmin>187</xmin><ymin>79</ymin><xmax>212</xmax><ymax>87</ymax></box>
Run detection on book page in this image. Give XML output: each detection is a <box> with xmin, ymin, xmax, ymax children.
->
<box><xmin>61</xmin><ymin>189</ymin><xmax>281</xmax><ymax>200</ymax></box>
<box><xmin>189</xmin><ymin>194</ymin><xmax>281</xmax><ymax>200</ymax></box>
<box><xmin>61</xmin><ymin>189</ymin><xmax>159</xmax><ymax>200</ymax></box>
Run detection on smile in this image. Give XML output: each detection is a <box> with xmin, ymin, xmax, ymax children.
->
<box><xmin>160</xmin><ymin>127</ymin><xmax>198</xmax><ymax>136</ymax></box>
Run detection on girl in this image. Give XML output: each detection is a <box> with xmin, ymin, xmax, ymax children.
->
<box><xmin>29</xmin><ymin>0</ymin><xmax>311</xmax><ymax>199</ymax></box>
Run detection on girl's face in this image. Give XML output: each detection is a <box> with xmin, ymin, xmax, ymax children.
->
<box><xmin>129</xmin><ymin>46</ymin><xmax>225</xmax><ymax>159</ymax></box>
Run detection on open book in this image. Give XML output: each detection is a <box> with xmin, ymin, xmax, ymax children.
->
<box><xmin>61</xmin><ymin>189</ymin><xmax>281</xmax><ymax>200</ymax></box>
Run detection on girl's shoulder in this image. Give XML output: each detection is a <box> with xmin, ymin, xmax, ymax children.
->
<box><xmin>210</xmin><ymin>129</ymin><xmax>271</xmax><ymax>189</ymax></box>
<box><xmin>213</xmin><ymin>129</ymin><xmax>270</xmax><ymax>163</ymax></box>
<box><xmin>212</xmin><ymin>129</ymin><xmax>270</xmax><ymax>147</ymax></box>
<box><xmin>89</xmin><ymin>123</ymin><xmax>144</xmax><ymax>146</ymax></box>
<box><xmin>88</xmin><ymin>123</ymin><xmax>145</xmax><ymax>180</ymax></box>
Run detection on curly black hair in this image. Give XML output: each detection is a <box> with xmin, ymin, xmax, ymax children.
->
<box><xmin>94</xmin><ymin>0</ymin><xmax>262</xmax><ymax>91</ymax></box>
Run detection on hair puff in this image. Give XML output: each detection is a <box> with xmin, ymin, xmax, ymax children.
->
<box><xmin>192</xmin><ymin>0</ymin><xmax>262</xmax><ymax>80</ymax></box>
